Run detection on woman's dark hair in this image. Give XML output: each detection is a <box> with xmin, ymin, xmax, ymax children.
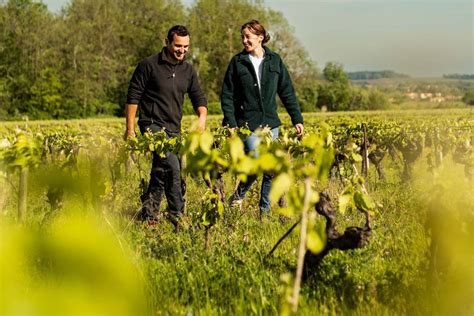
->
<box><xmin>241</xmin><ymin>20</ymin><xmax>270</xmax><ymax>44</ymax></box>
<box><xmin>167</xmin><ymin>25</ymin><xmax>189</xmax><ymax>42</ymax></box>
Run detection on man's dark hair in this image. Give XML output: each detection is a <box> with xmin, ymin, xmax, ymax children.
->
<box><xmin>167</xmin><ymin>25</ymin><xmax>189</xmax><ymax>42</ymax></box>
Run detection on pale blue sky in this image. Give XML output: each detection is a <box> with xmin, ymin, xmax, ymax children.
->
<box><xmin>42</xmin><ymin>0</ymin><xmax>473</xmax><ymax>77</ymax></box>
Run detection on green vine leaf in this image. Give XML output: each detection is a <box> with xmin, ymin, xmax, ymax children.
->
<box><xmin>307</xmin><ymin>229</ymin><xmax>325</xmax><ymax>254</ymax></box>
<box><xmin>269</xmin><ymin>173</ymin><xmax>292</xmax><ymax>206</ymax></box>
<box><xmin>354</xmin><ymin>191</ymin><xmax>375</xmax><ymax>213</ymax></box>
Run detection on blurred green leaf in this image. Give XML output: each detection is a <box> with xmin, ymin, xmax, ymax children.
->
<box><xmin>307</xmin><ymin>230</ymin><xmax>325</xmax><ymax>254</ymax></box>
<box><xmin>351</xmin><ymin>153</ymin><xmax>362</xmax><ymax>162</ymax></box>
<box><xmin>228</xmin><ymin>136</ymin><xmax>245</xmax><ymax>163</ymax></box>
<box><xmin>270</xmin><ymin>173</ymin><xmax>292</xmax><ymax>206</ymax></box>
<box><xmin>258</xmin><ymin>153</ymin><xmax>279</xmax><ymax>172</ymax></box>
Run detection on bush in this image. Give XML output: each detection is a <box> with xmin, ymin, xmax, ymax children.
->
<box><xmin>183</xmin><ymin>99</ymin><xmax>222</xmax><ymax>116</ymax></box>
<box><xmin>462</xmin><ymin>89</ymin><xmax>474</xmax><ymax>105</ymax></box>
<box><xmin>366</xmin><ymin>88</ymin><xmax>389</xmax><ymax>110</ymax></box>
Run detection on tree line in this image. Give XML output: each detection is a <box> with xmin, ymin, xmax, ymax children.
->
<box><xmin>347</xmin><ymin>70</ymin><xmax>409</xmax><ymax>81</ymax></box>
<box><xmin>443</xmin><ymin>74</ymin><xmax>474</xmax><ymax>80</ymax></box>
<box><xmin>1</xmin><ymin>0</ymin><xmax>393</xmax><ymax>120</ymax></box>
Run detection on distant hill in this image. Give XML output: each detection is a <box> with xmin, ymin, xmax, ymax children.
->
<box><xmin>443</xmin><ymin>74</ymin><xmax>474</xmax><ymax>80</ymax></box>
<box><xmin>347</xmin><ymin>70</ymin><xmax>409</xmax><ymax>80</ymax></box>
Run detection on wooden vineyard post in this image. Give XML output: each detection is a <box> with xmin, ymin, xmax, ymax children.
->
<box><xmin>362</xmin><ymin>124</ymin><xmax>370</xmax><ymax>190</ymax></box>
<box><xmin>18</xmin><ymin>167</ymin><xmax>28</xmax><ymax>223</ymax></box>
<box><xmin>125</xmin><ymin>156</ymin><xmax>133</xmax><ymax>176</ymax></box>
<box><xmin>435</xmin><ymin>128</ymin><xmax>443</xmax><ymax>166</ymax></box>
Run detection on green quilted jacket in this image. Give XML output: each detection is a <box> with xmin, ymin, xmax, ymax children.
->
<box><xmin>220</xmin><ymin>46</ymin><xmax>303</xmax><ymax>131</ymax></box>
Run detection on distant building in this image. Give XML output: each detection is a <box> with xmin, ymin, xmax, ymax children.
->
<box><xmin>406</xmin><ymin>92</ymin><xmax>418</xmax><ymax>100</ymax></box>
<box><xmin>404</xmin><ymin>91</ymin><xmax>461</xmax><ymax>102</ymax></box>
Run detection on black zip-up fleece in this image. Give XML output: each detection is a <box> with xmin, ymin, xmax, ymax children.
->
<box><xmin>126</xmin><ymin>48</ymin><xmax>207</xmax><ymax>133</ymax></box>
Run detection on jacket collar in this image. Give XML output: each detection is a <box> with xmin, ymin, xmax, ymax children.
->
<box><xmin>237</xmin><ymin>46</ymin><xmax>275</xmax><ymax>63</ymax></box>
<box><xmin>159</xmin><ymin>47</ymin><xmax>185</xmax><ymax>65</ymax></box>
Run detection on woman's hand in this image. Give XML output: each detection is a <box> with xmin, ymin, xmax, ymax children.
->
<box><xmin>294</xmin><ymin>123</ymin><xmax>304</xmax><ymax>137</ymax></box>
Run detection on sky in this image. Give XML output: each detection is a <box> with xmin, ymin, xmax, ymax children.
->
<box><xmin>42</xmin><ymin>0</ymin><xmax>473</xmax><ymax>77</ymax></box>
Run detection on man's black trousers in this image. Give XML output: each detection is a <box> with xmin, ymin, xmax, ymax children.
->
<box><xmin>139</xmin><ymin>124</ymin><xmax>184</xmax><ymax>218</ymax></box>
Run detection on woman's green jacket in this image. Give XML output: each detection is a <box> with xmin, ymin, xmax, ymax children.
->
<box><xmin>220</xmin><ymin>46</ymin><xmax>303</xmax><ymax>131</ymax></box>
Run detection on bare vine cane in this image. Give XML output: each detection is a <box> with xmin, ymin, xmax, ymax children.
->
<box><xmin>290</xmin><ymin>178</ymin><xmax>312</xmax><ymax>313</ymax></box>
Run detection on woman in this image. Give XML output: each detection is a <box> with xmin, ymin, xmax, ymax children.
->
<box><xmin>221</xmin><ymin>19</ymin><xmax>304</xmax><ymax>214</ymax></box>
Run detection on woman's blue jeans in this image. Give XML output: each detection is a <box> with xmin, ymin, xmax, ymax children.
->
<box><xmin>234</xmin><ymin>127</ymin><xmax>279</xmax><ymax>212</ymax></box>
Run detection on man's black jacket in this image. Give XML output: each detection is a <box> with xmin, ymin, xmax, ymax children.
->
<box><xmin>126</xmin><ymin>48</ymin><xmax>207</xmax><ymax>133</ymax></box>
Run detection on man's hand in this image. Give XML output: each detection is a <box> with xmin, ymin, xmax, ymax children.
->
<box><xmin>195</xmin><ymin>106</ymin><xmax>207</xmax><ymax>132</ymax></box>
<box><xmin>123</xmin><ymin>129</ymin><xmax>136</xmax><ymax>140</ymax></box>
<box><xmin>295</xmin><ymin>123</ymin><xmax>304</xmax><ymax>137</ymax></box>
<box><xmin>196</xmin><ymin>115</ymin><xmax>206</xmax><ymax>132</ymax></box>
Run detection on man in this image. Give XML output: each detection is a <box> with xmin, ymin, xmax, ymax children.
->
<box><xmin>125</xmin><ymin>25</ymin><xmax>207</xmax><ymax>226</ymax></box>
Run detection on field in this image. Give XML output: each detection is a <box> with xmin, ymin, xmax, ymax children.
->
<box><xmin>0</xmin><ymin>109</ymin><xmax>473</xmax><ymax>315</ymax></box>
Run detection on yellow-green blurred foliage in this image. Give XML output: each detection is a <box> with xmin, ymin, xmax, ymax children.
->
<box><xmin>416</xmin><ymin>161</ymin><xmax>474</xmax><ymax>315</ymax></box>
<box><xmin>0</xmin><ymin>210</ymin><xmax>148</xmax><ymax>316</ymax></box>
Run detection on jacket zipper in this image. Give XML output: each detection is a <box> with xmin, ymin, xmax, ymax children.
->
<box><xmin>172</xmin><ymin>65</ymin><xmax>176</xmax><ymax>87</ymax></box>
